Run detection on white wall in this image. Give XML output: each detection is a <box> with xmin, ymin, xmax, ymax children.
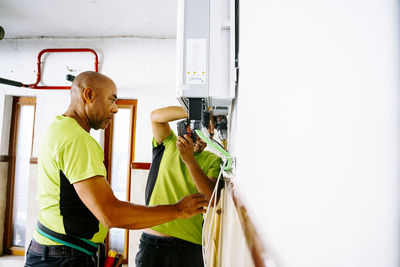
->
<box><xmin>235</xmin><ymin>1</ymin><xmax>400</xmax><ymax>267</ymax></box>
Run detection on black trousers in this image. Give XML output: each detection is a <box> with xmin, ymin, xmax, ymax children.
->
<box><xmin>24</xmin><ymin>240</ymin><xmax>103</xmax><ymax>267</ymax></box>
<box><xmin>135</xmin><ymin>232</ymin><xmax>204</xmax><ymax>267</ymax></box>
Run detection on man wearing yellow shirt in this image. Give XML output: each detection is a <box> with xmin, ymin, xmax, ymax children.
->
<box><xmin>135</xmin><ymin>106</ymin><xmax>222</xmax><ymax>267</ymax></box>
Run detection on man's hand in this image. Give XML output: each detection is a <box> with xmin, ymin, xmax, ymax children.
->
<box><xmin>175</xmin><ymin>193</ymin><xmax>208</xmax><ymax>219</ymax></box>
<box><xmin>177</xmin><ymin>134</ymin><xmax>195</xmax><ymax>164</ymax></box>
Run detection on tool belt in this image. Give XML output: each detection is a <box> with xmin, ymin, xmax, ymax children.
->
<box><xmin>36</xmin><ymin>221</ymin><xmax>105</xmax><ymax>266</ymax></box>
<box><xmin>28</xmin><ymin>239</ymin><xmax>90</xmax><ymax>257</ymax></box>
<box><xmin>37</xmin><ymin>221</ymin><xmax>98</xmax><ymax>256</ymax></box>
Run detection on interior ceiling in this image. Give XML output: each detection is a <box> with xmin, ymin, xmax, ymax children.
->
<box><xmin>0</xmin><ymin>0</ymin><xmax>178</xmax><ymax>39</ymax></box>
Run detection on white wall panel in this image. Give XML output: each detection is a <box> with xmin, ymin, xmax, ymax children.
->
<box><xmin>235</xmin><ymin>1</ymin><xmax>400</xmax><ymax>266</ymax></box>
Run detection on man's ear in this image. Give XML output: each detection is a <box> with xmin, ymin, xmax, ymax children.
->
<box><xmin>82</xmin><ymin>87</ymin><xmax>95</xmax><ymax>104</ymax></box>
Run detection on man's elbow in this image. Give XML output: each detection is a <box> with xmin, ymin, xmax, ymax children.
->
<box><xmin>100</xmin><ymin>215</ymin><xmax>115</xmax><ymax>229</ymax></box>
<box><xmin>150</xmin><ymin>109</ymin><xmax>162</xmax><ymax>123</ymax></box>
<box><xmin>99</xmin><ymin>213</ymin><xmax>139</xmax><ymax>230</ymax></box>
<box><xmin>96</xmin><ymin>203</ymin><xmax>119</xmax><ymax>229</ymax></box>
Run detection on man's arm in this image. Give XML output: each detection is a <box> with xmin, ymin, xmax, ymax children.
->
<box><xmin>177</xmin><ymin>135</ymin><xmax>218</xmax><ymax>201</ymax></box>
<box><xmin>73</xmin><ymin>176</ymin><xmax>208</xmax><ymax>229</ymax></box>
<box><xmin>151</xmin><ymin>106</ymin><xmax>188</xmax><ymax>144</ymax></box>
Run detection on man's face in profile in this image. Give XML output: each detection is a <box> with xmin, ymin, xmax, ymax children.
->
<box><xmin>84</xmin><ymin>77</ymin><xmax>118</xmax><ymax>130</ymax></box>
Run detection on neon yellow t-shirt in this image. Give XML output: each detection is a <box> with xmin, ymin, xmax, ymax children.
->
<box><xmin>148</xmin><ymin>131</ymin><xmax>222</xmax><ymax>244</ymax></box>
<box><xmin>33</xmin><ymin>115</ymin><xmax>108</xmax><ymax>245</ymax></box>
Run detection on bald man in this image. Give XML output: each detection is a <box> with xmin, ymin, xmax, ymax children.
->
<box><xmin>25</xmin><ymin>71</ymin><xmax>208</xmax><ymax>267</ymax></box>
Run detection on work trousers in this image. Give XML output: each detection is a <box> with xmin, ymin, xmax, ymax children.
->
<box><xmin>24</xmin><ymin>240</ymin><xmax>102</xmax><ymax>267</ymax></box>
<box><xmin>135</xmin><ymin>232</ymin><xmax>204</xmax><ymax>267</ymax></box>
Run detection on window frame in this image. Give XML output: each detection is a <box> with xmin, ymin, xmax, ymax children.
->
<box><xmin>103</xmin><ymin>99</ymin><xmax>137</xmax><ymax>263</ymax></box>
<box><xmin>3</xmin><ymin>96</ymin><xmax>36</xmax><ymax>256</ymax></box>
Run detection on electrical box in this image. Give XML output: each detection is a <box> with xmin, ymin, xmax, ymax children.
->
<box><xmin>176</xmin><ymin>0</ymin><xmax>236</xmax><ymax>117</ymax></box>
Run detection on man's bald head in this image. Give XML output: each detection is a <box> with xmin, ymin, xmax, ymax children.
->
<box><xmin>71</xmin><ymin>71</ymin><xmax>115</xmax><ymax>96</ymax></box>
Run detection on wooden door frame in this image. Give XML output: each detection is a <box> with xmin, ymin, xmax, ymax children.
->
<box><xmin>103</xmin><ymin>99</ymin><xmax>137</xmax><ymax>263</ymax></box>
<box><xmin>3</xmin><ymin>96</ymin><xmax>36</xmax><ymax>255</ymax></box>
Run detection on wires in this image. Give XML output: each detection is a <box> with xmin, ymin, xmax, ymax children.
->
<box><xmin>195</xmin><ymin>129</ymin><xmax>233</xmax><ymax>171</ymax></box>
<box><xmin>211</xmin><ymin>138</ymin><xmax>225</xmax><ymax>150</ymax></box>
<box><xmin>202</xmin><ymin>160</ymin><xmax>227</xmax><ymax>266</ymax></box>
<box><xmin>196</xmin><ymin>128</ymin><xmax>232</xmax><ymax>265</ymax></box>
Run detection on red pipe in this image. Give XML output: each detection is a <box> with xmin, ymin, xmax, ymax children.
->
<box><xmin>23</xmin><ymin>48</ymin><xmax>99</xmax><ymax>90</ymax></box>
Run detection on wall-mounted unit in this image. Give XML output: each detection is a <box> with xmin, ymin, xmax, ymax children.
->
<box><xmin>176</xmin><ymin>0</ymin><xmax>237</xmax><ymax>123</ymax></box>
